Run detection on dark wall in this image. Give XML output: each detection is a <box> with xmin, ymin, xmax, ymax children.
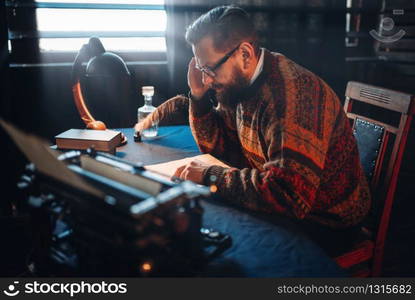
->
<box><xmin>253</xmin><ymin>2</ymin><xmax>346</xmax><ymax>98</ymax></box>
<box><xmin>0</xmin><ymin>3</ymin><xmax>10</xmax><ymax>119</ymax></box>
<box><xmin>1</xmin><ymin>0</ymin><xmax>15</xmax><ymax>217</ymax></box>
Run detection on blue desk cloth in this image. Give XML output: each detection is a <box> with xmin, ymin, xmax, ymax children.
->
<box><xmin>116</xmin><ymin>126</ymin><xmax>345</xmax><ymax>277</ymax></box>
<box><xmin>116</xmin><ymin>126</ymin><xmax>200</xmax><ymax>165</ymax></box>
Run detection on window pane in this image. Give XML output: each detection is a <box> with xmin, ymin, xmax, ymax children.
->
<box><xmin>35</xmin><ymin>0</ymin><xmax>164</xmax><ymax>4</ymax></box>
<box><xmin>36</xmin><ymin>9</ymin><xmax>166</xmax><ymax>32</ymax></box>
<box><xmin>39</xmin><ymin>37</ymin><xmax>166</xmax><ymax>52</ymax></box>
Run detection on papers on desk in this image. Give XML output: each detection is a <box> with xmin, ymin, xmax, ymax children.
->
<box><xmin>144</xmin><ymin>154</ymin><xmax>230</xmax><ymax>180</ymax></box>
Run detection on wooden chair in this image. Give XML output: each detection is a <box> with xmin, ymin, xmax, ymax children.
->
<box><xmin>334</xmin><ymin>81</ymin><xmax>414</xmax><ymax>277</ymax></box>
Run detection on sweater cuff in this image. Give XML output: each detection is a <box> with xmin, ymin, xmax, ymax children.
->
<box><xmin>188</xmin><ymin>91</ymin><xmax>213</xmax><ymax>118</ymax></box>
<box><xmin>203</xmin><ymin>165</ymin><xmax>226</xmax><ymax>186</ymax></box>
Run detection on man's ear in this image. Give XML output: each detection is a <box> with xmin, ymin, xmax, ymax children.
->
<box><xmin>239</xmin><ymin>42</ymin><xmax>255</xmax><ymax>69</ymax></box>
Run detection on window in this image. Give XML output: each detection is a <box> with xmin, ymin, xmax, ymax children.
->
<box><xmin>7</xmin><ymin>0</ymin><xmax>167</xmax><ymax>64</ymax></box>
<box><xmin>35</xmin><ymin>0</ymin><xmax>166</xmax><ymax>52</ymax></box>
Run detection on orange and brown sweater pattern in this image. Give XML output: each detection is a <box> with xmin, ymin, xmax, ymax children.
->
<box><xmin>148</xmin><ymin>49</ymin><xmax>371</xmax><ymax>228</ymax></box>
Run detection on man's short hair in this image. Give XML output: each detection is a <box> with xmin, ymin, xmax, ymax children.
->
<box><xmin>185</xmin><ymin>5</ymin><xmax>259</xmax><ymax>55</ymax></box>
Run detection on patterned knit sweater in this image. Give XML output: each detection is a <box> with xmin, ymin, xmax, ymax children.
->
<box><xmin>141</xmin><ymin>49</ymin><xmax>371</xmax><ymax>228</ymax></box>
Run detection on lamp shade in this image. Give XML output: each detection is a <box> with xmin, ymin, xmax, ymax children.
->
<box><xmin>86</xmin><ymin>52</ymin><xmax>130</xmax><ymax>78</ymax></box>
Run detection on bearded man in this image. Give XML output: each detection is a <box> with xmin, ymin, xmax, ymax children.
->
<box><xmin>135</xmin><ymin>5</ymin><xmax>371</xmax><ymax>254</ymax></box>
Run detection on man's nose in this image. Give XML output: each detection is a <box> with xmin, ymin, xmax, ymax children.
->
<box><xmin>202</xmin><ymin>72</ymin><xmax>214</xmax><ymax>86</ymax></box>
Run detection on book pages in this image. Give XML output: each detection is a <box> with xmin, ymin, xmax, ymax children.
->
<box><xmin>144</xmin><ymin>154</ymin><xmax>230</xmax><ymax>180</ymax></box>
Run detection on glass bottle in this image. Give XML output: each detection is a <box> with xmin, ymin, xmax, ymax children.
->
<box><xmin>137</xmin><ymin>86</ymin><xmax>158</xmax><ymax>138</ymax></box>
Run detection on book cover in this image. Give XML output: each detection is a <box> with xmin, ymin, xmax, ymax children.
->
<box><xmin>55</xmin><ymin>129</ymin><xmax>122</xmax><ymax>152</ymax></box>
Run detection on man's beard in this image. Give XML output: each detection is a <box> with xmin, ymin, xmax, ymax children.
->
<box><xmin>210</xmin><ymin>66</ymin><xmax>250</xmax><ymax>109</ymax></box>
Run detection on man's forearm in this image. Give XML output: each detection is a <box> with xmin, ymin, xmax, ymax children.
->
<box><xmin>135</xmin><ymin>95</ymin><xmax>189</xmax><ymax>132</ymax></box>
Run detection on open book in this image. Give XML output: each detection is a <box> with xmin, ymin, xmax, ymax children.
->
<box><xmin>144</xmin><ymin>154</ymin><xmax>230</xmax><ymax>180</ymax></box>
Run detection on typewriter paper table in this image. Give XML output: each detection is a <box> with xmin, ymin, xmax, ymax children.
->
<box><xmin>116</xmin><ymin>126</ymin><xmax>344</xmax><ymax>277</ymax></box>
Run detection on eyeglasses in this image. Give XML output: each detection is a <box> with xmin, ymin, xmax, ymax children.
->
<box><xmin>195</xmin><ymin>44</ymin><xmax>240</xmax><ymax>78</ymax></box>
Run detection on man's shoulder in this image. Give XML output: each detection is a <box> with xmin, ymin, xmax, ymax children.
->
<box><xmin>263</xmin><ymin>48</ymin><xmax>317</xmax><ymax>79</ymax></box>
<box><xmin>262</xmin><ymin>49</ymin><xmax>285</xmax><ymax>66</ymax></box>
<box><xmin>260</xmin><ymin>48</ymin><xmax>341</xmax><ymax>119</ymax></box>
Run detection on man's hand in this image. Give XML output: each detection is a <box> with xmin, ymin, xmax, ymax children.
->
<box><xmin>187</xmin><ymin>57</ymin><xmax>209</xmax><ymax>100</ymax></box>
<box><xmin>172</xmin><ymin>159</ymin><xmax>210</xmax><ymax>184</ymax></box>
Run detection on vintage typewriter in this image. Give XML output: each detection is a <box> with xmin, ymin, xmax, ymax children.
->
<box><xmin>2</xmin><ymin>121</ymin><xmax>231</xmax><ymax>276</ymax></box>
<box><xmin>17</xmin><ymin>149</ymin><xmax>232</xmax><ymax>276</ymax></box>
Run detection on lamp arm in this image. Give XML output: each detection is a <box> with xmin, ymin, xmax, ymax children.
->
<box><xmin>72</xmin><ymin>82</ymin><xmax>106</xmax><ymax>130</ymax></box>
<box><xmin>71</xmin><ymin>43</ymin><xmax>106</xmax><ymax>130</ymax></box>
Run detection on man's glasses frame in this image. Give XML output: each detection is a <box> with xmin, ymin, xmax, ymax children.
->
<box><xmin>195</xmin><ymin>44</ymin><xmax>241</xmax><ymax>78</ymax></box>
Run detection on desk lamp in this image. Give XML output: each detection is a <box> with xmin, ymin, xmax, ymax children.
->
<box><xmin>71</xmin><ymin>37</ymin><xmax>128</xmax><ymax>144</ymax></box>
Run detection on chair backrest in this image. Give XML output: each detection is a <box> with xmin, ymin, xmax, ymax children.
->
<box><xmin>344</xmin><ymin>81</ymin><xmax>414</xmax><ymax>276</ymax></box>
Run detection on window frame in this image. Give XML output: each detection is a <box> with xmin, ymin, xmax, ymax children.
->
<box><xmin>6</xmin><ymin>0</ymin><xmax>168</xmax><ymax>66</ymax></box>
